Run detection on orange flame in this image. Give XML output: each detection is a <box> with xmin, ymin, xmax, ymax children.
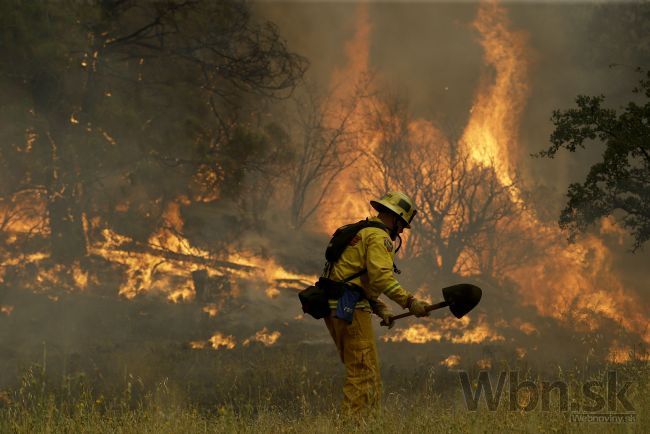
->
<box><xmin>440</xmin><ymin>354</ymin><xmax>461</xmax><ymax>368</ymax></box>
<box><xmin>383</xmin><ymin>315</ymin><xmax>504</xmax><ymax>345</ymax></box>
<box><xmin>459</xmin><ymin>1</ymin><xmax>649</xmax><ymax>344</ymax></box>
<box><xmin>243</xmin><ymin>327</ymin><xmax>281</xmax><ymax>347</ymax></box>
<box><xmin>477</xmin><ymin>358</ymin><xmax>492</xmax><ymax>369</ymax></box>
<box><xmin>0</xmin><ymin>305</ymin><xmax>14</xmax><ymax>316</ymax></box>
<box><xmin>312</xmin><ymin>0</ymin><xmax>648</xmax><ymax>348</ymax></box>
<box><xmin>189</xmin><ymin>340</ymin><xmax>207</xmax><ymax>350</ymax></box>
<box><xmin>607</xmin><ymin>344</ymin><xmax>649</xmax><ymax>364</ymax></box>
<box><xmin>202</xmin><ymin>303</ymin><xmax>220</xmax><ymax>317</ymax></box>
<box><xmin>317</xmin><ymin>2</ymin><xmax>377</xmax><ymax>233</ymax></box>
<box><xmin>207</xmin><ymin>332</ymin><xmax>236</xmax><ymax>350</ymax></box>
<box><xmin>461</xmin><ymin>0</ymin><xmax>530</xmax><ymax>187</ymax></box>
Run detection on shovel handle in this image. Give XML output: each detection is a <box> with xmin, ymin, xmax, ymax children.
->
<box><xmin>380</xmin><ymin>301</ymin><xmax>449</xmax><ymax>326</ymax></box>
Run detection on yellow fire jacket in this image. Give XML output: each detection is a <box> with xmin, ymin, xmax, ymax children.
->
<box><xmin>327</xmin><ymin>217</ymin><xmax>413</xmax><ymax>312</ymax></box>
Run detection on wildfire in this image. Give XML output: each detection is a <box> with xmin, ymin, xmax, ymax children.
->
<box><xmin>317</xmin><ymin>2</ymin><xmax>378</xmax><ymax>234</ymax></box>
<box><xmin>607</xmin><ymin>344</ymin><xmax>649</xmax><ymax>364</ymax></box>
<box><xmin>71</xmin><ymin>262</ymin><xmax>89</xmax><ymax>289</ymax></box>
<box><xmin>189</xmin><ymin>341</ymin><xmax>207</xmax><ymax>350</ymax></box>
<box><xmin>226</xmin><ymin>252</ymin><xmax>316</xmax><ymax>298</ymax></box>
<box><xmin>514</xmin><ymin>320</ymin><xmax>538</xmax><ymax>336</ymax></box>
<box><xmin>366</xmin><ymin>1</ymin><xmax>648</xmax><ymax>347</ymax></box>
<box><xmin>0</xmin><ymin>0</ymin><xmax>647</xmax><ymax>362</ymax></box>
<box><xmin>461</xmin><ymin>0</ymin><xmax>530</xmax><ymax>187</ymax></box>
<box><xmin>202</xmin><ymin>303</ymin><xmax>220</xmax><ymax>317</ymax></box>
<box><xmin>465</xmin><ymin>2</ymin><xmax>648</xmax><ymax>345</ymax></box>
<box><xmin>207</xmin><ymin>332</ymin><xmax>236</xmax><ymax>350</ymax></box>
<box><xmin>0</xmin><ymin>183</ymin><xmax>314</xmax><ymax>309</ymax></box>
<box><xmin>383</xmin><ymin>315</ymin><xmax>504</xmax><ymax>345</ymax></box>
<box><xmin>0</xmin><ymin>190</ymin><xmax>49</xmax><ymax>241</ymax></box>
<box><xmin>243</xmin><ymin>327</ymin><xmax>281</xmax><ymax>347</ymax></box>
<box><xmin>440</xmin><ymin>354</ymin><xmax>461</xmax><ymax>368</ymax></box>
<box><xmin>477</xmin><ymin>358</ymin><xmax>492</xmax><ymax>370</ymax></box>
<box><xmin>190</xmin><ymin>328</ymin><xmax>280</xmax><ymax>350</ymax></box>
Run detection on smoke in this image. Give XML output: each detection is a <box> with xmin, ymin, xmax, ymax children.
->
<box><xmin>255</xmin><ymin>0</ymin><xmax>650</xmax><ymax>359</ymax></box>
<box><xmin>1</xmin><ymin>1</ymin><xmax>649</xmax><ymax>400</ymax></box>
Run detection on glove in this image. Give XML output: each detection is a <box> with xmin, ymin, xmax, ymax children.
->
<box><xmin>378</xmin><ymin>311</ymin><xmax>395</xmax><ymax>329</ymax></box>
<box><xmin>407</xmin><ymin>297</ymin><xmax>430</xmax><ymax>317</ymax></box>
<box><xmin>372</xmin><ymin>300</ymin><xmax>395</xmax><ymax>329</ymax></box>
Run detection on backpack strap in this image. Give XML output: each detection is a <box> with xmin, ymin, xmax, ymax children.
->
<box><xmin>341</xmin><ymin>268</ymin><xmax>367</xmax><ymax>283</ymax></box>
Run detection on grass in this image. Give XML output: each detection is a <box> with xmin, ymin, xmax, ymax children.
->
<box><xmin>1</xmin><ymin>389</ymin><xmax>645</xmax><ymax>433</ymax></box>
<box><xmin>0</xmin><ymin>345</ymin><xmax>647</xmax><ymax>433</ymax></box>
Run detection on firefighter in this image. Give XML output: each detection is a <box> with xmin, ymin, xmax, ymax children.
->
<box><xmin>324</xmin><ymin>191</ymin><xmax>430</xmax><ymax>415</ymax></box>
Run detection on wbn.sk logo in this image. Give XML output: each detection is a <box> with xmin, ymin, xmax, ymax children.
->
<box><xmin>459</xmin><ymin>371</ymin><xmax>636</xmax><ymax>423</ymax></box>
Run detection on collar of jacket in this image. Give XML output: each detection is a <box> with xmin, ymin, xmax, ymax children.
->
<box><xmin>368</xmin><ymin>216</ymin><xmax>391</xmax><ymax>236</ymax></box>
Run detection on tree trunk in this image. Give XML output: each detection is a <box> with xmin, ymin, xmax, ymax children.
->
<box><xmin>46</xmin><ymin>123</ymin><xmax>88</xmax><ymax>264</ymax></box>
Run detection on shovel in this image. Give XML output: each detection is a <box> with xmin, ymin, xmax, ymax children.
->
<box><xmin>380</xmin><ymin>283</ymin><xmax>482</xmax><ymax>326</ymax></box>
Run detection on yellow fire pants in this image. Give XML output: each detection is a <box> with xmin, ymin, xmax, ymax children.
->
<box><xmin>324</xmin><ymin>309</ymin><xmax>381</xmax><ymax>414</ymax></box>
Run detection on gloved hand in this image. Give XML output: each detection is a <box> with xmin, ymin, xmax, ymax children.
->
<box><xmin>373</xmin><ymin>300</ymin><xmax>395</xmax><ymax>329</ymax></box>
<box><xmin>407</xmin><ymin>298</ymin><xmax>431</xmax><ymax>317</ymax></box>
<box><xmin>378</xmin><ymin>310</ymin><xmax>394</xmax><ymax>329</ymax></box>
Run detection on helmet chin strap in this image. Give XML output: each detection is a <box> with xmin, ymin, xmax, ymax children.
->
<box><xmin>390</xmin><ymin>215</ymin><xmax>403</xmax><ymax>274</ymax></box>
<box><xmin>389</xmin><ymin>215</ymin><xmax>400</xmax><ymax>241</ymax></box>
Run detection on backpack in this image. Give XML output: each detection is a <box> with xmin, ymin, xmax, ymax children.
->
<box><xmin>299</xmin><ymin>219</ymin><xmax>388</xmax><ymax>320</ymax></box>
<box><xmin>325</xmin><ymin>219</ymin><xmax>388</xmax><ymax>263</ymax></box>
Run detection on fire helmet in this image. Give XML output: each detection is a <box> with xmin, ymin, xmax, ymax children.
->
<box><xmin>370</xmin><ymin>191</ymin><xmax>417</xmax><ymax>228</ymax></box>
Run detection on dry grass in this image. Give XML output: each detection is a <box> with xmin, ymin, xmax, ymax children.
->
<box><xmin>0</xmin><ymin>345</ymin><xmax>647</xmax><ymax>433</ymax></box>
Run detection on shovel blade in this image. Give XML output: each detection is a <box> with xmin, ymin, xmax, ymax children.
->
<box><xmin>442</xmin><ymin>283</ymin><xmax>482</xmax><ymax>318</ymax></box>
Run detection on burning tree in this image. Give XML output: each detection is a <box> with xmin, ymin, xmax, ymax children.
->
<box><xmin>362</xmin><ymin>96</ymin><xmax>529</xmax><ymax>280</ymax></box>
<box><xmin>0</xmin><ymin>1</ymin><xmax>306</xmax><ymax>266</ymax></box>
<box><xmin>284</xmin><ymin>78</ymin><xmax>372</xmax><ymax>229</ymax></box>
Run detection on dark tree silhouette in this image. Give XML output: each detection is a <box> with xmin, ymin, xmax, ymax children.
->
<box><xmin>538</xmin><ymin>70</ymin><xmax>650</xmax><ymax>250</ymax></box>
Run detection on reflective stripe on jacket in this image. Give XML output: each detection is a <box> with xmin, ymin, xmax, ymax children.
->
<box><xmin>327</xmin><ymin>216</ymin><xmax>412</xmax><ymax>311</ymax></box>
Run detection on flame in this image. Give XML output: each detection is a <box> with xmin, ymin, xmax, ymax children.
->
<box><xmin>440</xmin><ymin>354</ymin><xmax>461</xmax><ymax>368</ymax></box>
<box><xmin>202</xmin><ymin>303</ymin><xmax>219</xmax><ymax>317</ymax></box>
<box><xmin>71</xmin><ymin>262</ymin><xmax>89</xmax><ymax>289</ymax></box>
<box><xmin>0</xmin><ymin>190</ymin><xmax>49</xmax><ymax>240</ymax></box>
<box><xmin>383</xmin><ymin>315</ymin><xmax>504</xmax><ymax>345</ymax></box>
<box><xmin>191</xmin><ymin>164</ymin><xmax>221</xmax><ymax>203</ymax></box>
<box><xmin>316</xmin><ymin>2</ymin><xmax>378</xmax><ymax>233</ymax></box>
<box><xmin>599</xmin><ymin>216</ymin><xmax>627</xmax><ymax>245</ymax></box>
<box><xmin>226</xmin><ymin>252</ymin><xmax>317</xmax><ymax>298</ymax></box>
<box><xmin>0</xmin><ymin>0</ymin><xmax>645</xmax><ymax>361</ymax></box>
<box><xmin>458</xmin><ymin>1</ymin><xmax>649</xmax><ymax>345</ymax></box>
<box><xmin>243</xmin><ymin>327</ymin><xmax>281</xmax><ymax>347</ymax></box>
<box><xmin>89</xmin><ymin>198</ymin><xmax>222</xmax><ymax>302</ymax></box>
<box><xmin>189</xmin><ymin>341</ymin><xmax>207</xmax><ymax>350</ymax></box>
<box><xmin>91</xmin><ymin>230</ymin><xmax>203</xmax><ymax>301</ymax></box>
<box><xmin>191</xmin><ymin>332</ymin><xmax>238</xmax><ymax>350</ymax></box>
<box><xmin>0</xmin><ymin>305</ymin><xmax>14</xmax><ymax>316</ymax></box>
<box><xmin>515</xmin><ymin>320</ymin><xmax>538</xmax><ymax>336</ymax></box>
<box><xmin>312</xmin><ymin>1</ymin><xmax>647</xmax><ymax>347</ymax></box>
<box><xmin>607</xmin><ymin>343</ymin><xmax>649</xmax><ymax>364</ymax></box>
<box><xmin>85</xmin><ymin>196</ymin><xmax>316</xmax><ymax>303</ymax></box>
<box><xmin>477</xmin><ymin>358</ymin><xmax>492</xmax><ymax>369</ymax></box>
<box><xmin>330</xmin><ymin>2</ymin><xmax>370</xmax><ymax>92</ymax></box>
<box><xmin>461</xmin><ymin>0</ymin><xmax>530</xmax><ymax>187</ymax></box>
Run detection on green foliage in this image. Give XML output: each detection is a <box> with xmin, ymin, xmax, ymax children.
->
<box><xmin>538</xmin><ymin>69</ymin><xmax>650</xmax><ymax>251</ymax></box>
